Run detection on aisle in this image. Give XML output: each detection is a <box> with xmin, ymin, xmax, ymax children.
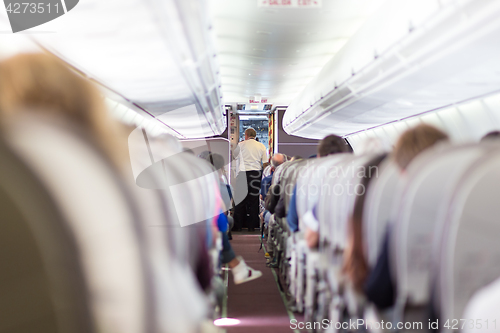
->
<box><xmin>223</xmin><ymin>234</ymin><xmax>295</xmax><ymax>333</ymax></box>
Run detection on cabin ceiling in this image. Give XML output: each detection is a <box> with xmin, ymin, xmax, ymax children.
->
<box><xmin>5</xmin><ymin>0</ymin><xmax>499</xmax><ymax>140</ymax></box>
<box><xmin>0</xmin><ymin>0</ymin><xmax>225</xmax><ymax>139</ymax></box>
<box><xmin>211</xmin><ymin>0</ymin><xmax>385</xmax><ymax>105</ymax></box>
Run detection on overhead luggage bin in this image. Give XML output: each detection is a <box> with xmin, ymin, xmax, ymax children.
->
<box><xmin>283</xmin><ymin>0</ymin><xmax>500</xmax><ymax>138</ymax></box>
<box><xmin>29</xmin><ymin>0</ymin><xmax>225</xmax><ymax>139</ymax></box>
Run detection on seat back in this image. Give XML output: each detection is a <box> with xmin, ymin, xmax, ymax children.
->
<box><xmin>0</xmin><ymin>140</ymin><xmax>94</xmax><ymax>333</ymax></box>
<box><xmin>6</xmin><ymin>116</ymin><xmax>149</xmax><ymax>333</ymax></box>
<box><xmin>295</xmin><ymin>155</ymin><xmax>348</xmax><ymax>225</ymax></box>
<box><xmin>335</xmin><ymin>154</ymin><xmax>377</xmax><ymax>250</ymax></box>
<box><xmin>316</xmin><ymin>156</ymin><xmax>355</xmax><ymax>250</ymax></box>
<box><xmin>128</xmin><ymin>128</ymin><xmax>219</xmax><ymax>332</ymax></box>
<box><xmin>294</xmin><ymin>158</ymin><xmax>321</xmax><ymax>220</ymax></box>
<box><xmin>437</xmin><ymin>148</ymin><xmax>500</xmax><ymax>326</ymax></box>
<box><xmin>317</xmin><ymin>154</ymin><xmax>373</xmax><ymax>251</ymax></box>
<box><xmin>123</xmin><ymin>154</ymin><xmax>212</xmax><ymax>333</ymax></box>
<box><xmin>271</xmin><ymin>160</ymin><xmax>291</xmax><ymax>185</ymax></box>
<box><xmin>363</xmin><ymin>160</ymin><xmax>399</xmax><ymax>268</ymax></box>
<box><xmin>392</xmin><ymin>144</ymin><xmax>489</xmax><ymax>307</ymax></box>
<box><xmin>279</xmin><ymin>160</ymin><xmax>303</xmax><ymax>211</ymax></box>
<box><xmin>130</xmin><ymin>126</ymin><xmax>219</xmax><ymax>267</ymax></box>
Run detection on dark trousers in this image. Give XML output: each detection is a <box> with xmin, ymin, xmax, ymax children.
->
<box><xmin>233</xmin><ymin>170</ymin><xmax>262</xmax><ymax>230</ymax></box>
<box><xmin>221</xmin><ymin>232</ymin><xmax>236</xmax><ymax>264</ymax></box>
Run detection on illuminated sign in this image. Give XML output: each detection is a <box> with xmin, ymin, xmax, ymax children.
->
<box><xmin>258</xmin><ymin>0</ymin><xmax>321</xmax><ymax>8</ymax></box>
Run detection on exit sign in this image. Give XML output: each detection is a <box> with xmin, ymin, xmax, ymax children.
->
<box><xmin>258</xmin><ymin>0</ymin><xmax>321</xmax><ymax>8</ymax></box>
<box><xmin>249</xmin><ymin>98</ymin><xmax>268</xmax><ymax>103</ymax></box>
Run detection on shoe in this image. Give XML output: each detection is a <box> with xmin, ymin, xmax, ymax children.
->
<box><xmin>267</xmin><ymin>257</ymin><xmax>279</xmax><ymax>268</ymax></box>
<box><xmin>232</xmin><ymin>257</ymin><xmax>263</xmax><ymax>285</ymax></box>
<box><xmin>269</xmin><ymin>261</ymin><xmax>279</xmax><ymax>268</ymax></box>
<box><xmin>264</xmin><ymin>252</ymin><xmax>271</xmax><ymax>258</ymax></box>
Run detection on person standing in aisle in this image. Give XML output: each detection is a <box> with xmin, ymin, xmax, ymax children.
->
<box><xmin>232</xmin><ymin>127</ymin><xmax>267</xmax><ymax>232</ymax></box>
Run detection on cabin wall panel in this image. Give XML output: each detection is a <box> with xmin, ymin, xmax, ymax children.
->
<box><xmin>276</xmin><ymin>109</ymin><xmax>319</xmax><ymax>157</ymax></box>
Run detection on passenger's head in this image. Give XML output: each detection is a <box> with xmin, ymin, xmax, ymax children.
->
<box><xmin>317</xmin><ymin>134</ymin><xmax>350</xmax><ymax>157</ymax></box>
<box><xmin>198</xmin><ymin>150</ymin><xmax>211</xmax><ymax>160</ymax></box>
<box><xmin>393</xmin><ymin>124</ymin><xmax>448</xmax><ymax>170</ymax></box>
<box><xmin>206</xmin><ymin>153</ymin><xmax>225</xmax><ymax>171</ymax></box>
<box><xmin>0</xmin><ymin>52</ymin><xmax>126</xmax><ymax>167</ymax></box>
<box><xmin>244</xmin><ymin>127</ymin><xmax>257</xmax><ymax>140</ymax></box>
<box><xmin>182</xmin><ymin>147</ymin><xmax>195</xmax><ymax>155</ymax></box>
<box><xmin>481</xmin><ymin>130</ymin><xmax>500</xmax><ymax>142</ymax></box>
<box><xmin>271</xmin><ymin>153</ymin><xmax>286</xmax><ymax>169</ymax></box>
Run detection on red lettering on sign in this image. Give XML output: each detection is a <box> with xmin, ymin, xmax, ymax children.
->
<box><xmin>269</xmin><ymin>0</ymin><xmax>291</xmax><ymax>5</ymax></box>
<box><xmin>298</xmin><ymin>0</ymin><xmax>318</xmax><ymax>5</ymax></box>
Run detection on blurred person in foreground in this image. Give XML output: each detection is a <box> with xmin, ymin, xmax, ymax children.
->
<box><xmin>0</xmin><ymin>52</ymin><xmax>127</xmax><ymax>168</ymax></box>
<box><xmin>0</xmin><ymin>53</ymin><xmax>218</xmax><ymax>291</ymax></box>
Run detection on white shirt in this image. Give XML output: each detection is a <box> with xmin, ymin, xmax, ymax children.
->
<box><xmin>234</xmin><ymin>138</ymin><xmax>267</xmax><ymax>173</ymax></box>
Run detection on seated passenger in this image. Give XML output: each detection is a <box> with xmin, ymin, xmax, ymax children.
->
<box><xmin>302</xmin><ymin>134</ymin><xmax>351</xmax><ymax>248</ymax></box>
<box><xmin>262</xmin><ymin>162</ymin><xmax>272</xmax><ymax>178</ymax></box>
<box><xmin>206</xmin><ymin>153</ymin><xmax>234</xmax><ymax>216</ymax></box>
<box><xmin>364</xmin><ymin>124</ymin><xmax>448</xmax><ymax>310</ymax></box>
<box><xmin>259</xmin><ymin>153</ymin><xmax>286</xmax><ymax>245</ymax></box>
<box><xmin>206</xmin><ymin>153</ymin><xmax>263</xmax><ymax>284</ymax></box>
<box><xmin>260</xmin><ymin>153</ymin><xmax>286</xmax><ymax>201</ymax></box>
<box><xmin>342</xmin><ymin>154</ymin><xmax>387</xmax><ymax>294</ymax></box>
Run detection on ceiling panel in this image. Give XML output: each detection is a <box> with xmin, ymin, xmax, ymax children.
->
<box><xmin>212</xmin><ymin>0</ymin><xmax>386</xmax><ymax>104</ymax></box>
